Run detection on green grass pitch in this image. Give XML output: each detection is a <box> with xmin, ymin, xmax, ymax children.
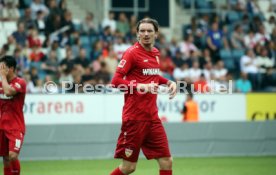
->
<box><xmin>1</xmin><ymin>157</ymin><xmax>276</xmax><ymax>175</ymax></box>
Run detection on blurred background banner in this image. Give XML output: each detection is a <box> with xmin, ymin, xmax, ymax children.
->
<box><xmin>246</xmin><ymin>94</ymin><xmax>276</xmax><ymax>121</ymax></box>
<box><xmin>24</xmin><ymin>94</ymin><xmax>248</xmax><ymax>124</ymax></box>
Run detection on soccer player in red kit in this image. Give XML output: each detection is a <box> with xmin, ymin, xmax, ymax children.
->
<box><xmin>110</xmin><ymin>18</ymin><xmax>177</xmax><ymax>175</ymax></box>
<box><xmin>0</xmin><ymin>56</ymin><xmax>26</xmax><ymax>175</ymax></box>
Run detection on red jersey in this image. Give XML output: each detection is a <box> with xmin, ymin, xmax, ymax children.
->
<box><xmin>0</xmin><ymin>77</ymin><xmax>26</xmax><ymax>133</ymax></box>
<box><xmin>112</xmin><ymin>42</ymin><xmax>168</xmax><ymax>121</ymax></box>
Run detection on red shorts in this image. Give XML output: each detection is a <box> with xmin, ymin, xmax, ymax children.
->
<box><xmin>114</xmin><ymin>119</ymin><xmax>171</xmax><ymax>162</ymax></box>
<box><xmin>0</xmin><ymin>130</ymin><xmax>24</xmax><ymax>156</ymax></box>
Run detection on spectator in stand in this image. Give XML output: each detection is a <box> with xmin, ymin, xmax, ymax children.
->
<box><xmin>125</xmin><ymin>26</ymin><xmax>137</xmax><ymax>44</ymax></box>
<box><xmin>173</xmin><ymin>62</ymin><xmax>190</xmax><ymax>82</ymax></box>
<box><xmin>0</xmin><ymin>44</ymin><xmax>9</xmax><ymax>58</ymax></box>
<box><xmin>256</xmin><ymin>47</ymin><xmax>274</xmax><ymax>74</ymax></box>
<box><xmin>81</xmin><ymin>65</ymin><xmax>95</xmax><ymax>87</ymax></box>
<box><xmin>255</xmin><ymin>25</ymin><xmax>271</xmax><ymax>46</ymax></box>
<box><xmin>207</xmin><ymin>22</ymin><xmax>229</xmax><ymax>63</ymax></box>
<box><xmin>172</xmin><ymin>49</ymin><xmax>185</xmax><ymax>68</ymax></box>
<box><xmin>231</xmin><ymin>24</ymin><xmax>245</xmax><ymax>49</ymax></box>
<box><xmin>129</xmin><ymin>14</ymin><xmax>137</xmax><ymax>28</ymax></box>
<box><xmin>29</xmin><ymin>66</ymin><xmax>40</xmax><ymax>86</ymax></box>
<box><xmin>45</xmin><ymin>14</ymin><xmax>62</xmax><ymax>35</ymax></box>
<box><xmin>74</xmin><ymin>48</ymin><xmax>90</xmax><ymax>70</ymax></box>
<box><xmin>91</xmin><ymin>40</ymin><xmax>103</xmax><ymax>61</ymax></box>
<box><xmin>30</xmin><ymin>0</ymin><xmax>49</xmax><ymax>20</ymax></box>
<box><xmin>193</xmin><ymin>73</ymin><xmax>210</xmax><ymax>93</ymax></box>
<box><xmin>159</xmin><ymin>48</ymin><xmax>175</xmax><ymax>79</ymax></box>
<box><xmin>178</xmin><ymin>34</ymin><xmax>201</xmax><ymax>59</ymax></box>
<box><xmin>94</xmin><ymin>61</ymin><xmax>110</xmax><ymax>85</ymax></box>
<box><xmin>244</xmin><ymin>30</ymin><xmax>257</xmax><ymax>49</ymax></box>
<box><xmin>5</xmin><ymin>35</ymin><xmax>16</xmax><ymax>56</ymax></box>
<box><xmin>61</xmin><ymin>10</ymin><xmax>75</xmax><ymax>35</ymax></box>
<box><xmin>19</xmin><ymin>7</ymin><xmax>35</xmax><ymax>29</ymax></box>
<box><xmin>102</xmin><ymin>11</ymin><xmax>116</xmax><ymax>33</ymax></box>
<box><xmin>113</xmin><ymin>36</ymin><xmax>130</xmax><ymax>60</ymax></box>
<box><xmin>41</xmin><ymin>50</ymin><xmax>59</xmax><ymax>76</ymax></box>
<box><xmin>103</xmin><ymin>49</ymin><xmax>118</xmax><ymax>75</ymax></box>
<box><xmin>183</xmin><ymin>16</ymin><xmax>203</xmax><ymax>48</ymax></box>
<box><xmin>202</xmin><ymin>61</ymin><xmax>213</xmax><ymax>81</ymax></box>
<box><xmin>271</xmin><ymin>27</ymin><xmax>276</xmax><ymax>43</ymax></box>
<box><xmin>240</xmin><ymin>49</ymin><xmax>258</xmax><ymax>74</ymax></box>
<box><xmin>99</xmin><ymin>26</ymin><xmax>114</xmax><ymax>44</ymax></box>
<box><xmin>59</xmin><ymin>47</ymin><xmax>75</xmax><ymax>75</ymax></box>
<box><xmin>81</xmin><ymin>12</ymin><xmax>98</xmax><ymax>36</ymax></box>
<box><xmin>213</xmin><ymin>60</ymin><xmax>227</xmax><ymax>81</ymax></box>
<box><xmin>189</xmin><ymin>61</ymin><xmax>202</xmax><ymax>82</ymax></box>
<box><xmin>48</xmin><ymin>0</ymin><xmax>63</xmax><ymax>18</ymax></box>
<box><xmin>34</xmin><ymin>10</ymin><xmax>46</xmax><ymax>34</ymax></box>
<box><xmin>12</xmin><ymin>22</ymin><xmax>27</xmax><ymax>47</ymax></box>
<box><xmin>116</xmin><ymin>12</ymin><xmax>130</xmax><ymax>36</ymax></box>
<box><xmin>169</xmin><ymin>38</ymin><xmax>178</xmax><ymax>58</ymax></box>
<box><xmin>29</xmin><ymin>45</ymin><xmax>45</xmax><ymax>62</ymax></box>
<box><xmin>240</xmin><ymin>49</ymin><xmax>260</xmax><ymax>90</ymax></box>
<box><xmin>27</xmin><ymin>27</ymin><xmax>42</xmax><ymax>48</ymax></box>
<box><xmin>1</xmin><ymin>1</ymin><xmax>19</xmax><ymax>21</ymax></box>
<box><xmin>235</xmin><ymin>72</ymin><xmax>252</xmax><ymax>93</ymax></box>
<box><xmin>268</xmin><ymin>41</ymin><xmax>276</xmax><ymax>60</ymax></box>
<box><xmin>264</xmin><ymin>15</ymin><xmax>276</xmax><ymax>34</ymax></box>
<box><xmin>14</xmin><ymin>48</ymin><xmax>29</xmax><ymax>77</ymax></box>
<box><xmin>200</xmin><ymin>48</ymin><xmax>212</xmax><ymax>66</ymax></box>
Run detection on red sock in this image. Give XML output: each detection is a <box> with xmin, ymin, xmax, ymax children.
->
<box><xmin>160</xmin><ymin>170</ymin><xmax>172</xmax><ymax>175</ymax></box>
<box><xmin>4</xmin><ymin>166</ymin><xmax>12</xmax><ymax>175</ymax></box>
<box><xmin>10</xmin><ymin>159</ymin><xmax>20</xmax><ymax>175</ymax></box>
<box><xmin>110</xmin><ymin>167</ymin><xmax>125</xmax><ymax>175</ymax></box>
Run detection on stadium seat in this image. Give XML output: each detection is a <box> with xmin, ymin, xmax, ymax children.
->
<box><xmin>24</xmin><ymin>0</ymin><xmax>32</xmax><ymax>7</ymax></box>
<box><xmin>232</xmin><ymin>49</ymin><xmax>245</xmax><ymax>63</ymax></box>
<box><xmin>226</xmin><ymin>11</ymin><xmax>240</xmax><ymax>24</ymax></box>
<box><xmin>80</xmin><ymin>36</ymin><xmax>90</xmax><ymax>47</ymax></box>
<box><xmin>220</xmin><ymin>49</ymin><xmax>235</xmax><ymax>70</ymax></box>
<box><xmin>195</xmin><ymin>0</ymin><xmax>210</xmax><ymax>9</ymax></box>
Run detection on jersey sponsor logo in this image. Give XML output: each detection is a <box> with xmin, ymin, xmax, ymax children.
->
<box><xmin>156</xmin><ymin>56</ymin><xmax>160</xmax><ymax>64</ymax></box>
<box><xmin>14</xmin><ymin>82</ymin><xmax>21</xmax><ymax>89</ymax></box>
<box><xmin>142</xmin><ymin>68</ymin><xmax>160</xmax><ymax>75</ymax></box>
<box><xmin>125</xmin><ymin>148</ymin><xmax>133</xmax><ymax>158</ymax></box>
<box><xmin>118</xmin><ymin>59</ymin><xmax>126</xmax><ymax>68</ymax></box>
<box><xmin>143</xmin><ymin>59</ymin><xmax>148</xmax><ymax>62</ymax></box>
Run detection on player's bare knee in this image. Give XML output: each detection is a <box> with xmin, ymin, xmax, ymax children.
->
<box><xmin>159</xmin><ymin>157</ymin><xmax>173</xmax><ymax>170</ymax></box>
<box><xmin>9</xmin><ymin>152</ymin><xmax>18</xmax><ymax>161</ymax></box>
<box><xmin>121</xmin><ymin>164</ymin><xmax>136</xmax><ymax>174</ymax></box>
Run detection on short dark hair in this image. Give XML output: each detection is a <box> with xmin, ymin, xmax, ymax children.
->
<box><xmin>0</xmin><ymin>56</ymin><xmax>17</xmax><ymax>70</ymax></box>
<box><xmin>136</xmin><ymin>18</ymin><xmax>159</xmax><ymax>32</ymax></box>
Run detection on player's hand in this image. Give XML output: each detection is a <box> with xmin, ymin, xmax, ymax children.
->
<box><xmin>137</xmin><ymin>83</ymin><xmax>158</xmax><ymax>94</ymax></box>
<box><xmin>0</xmin><ymin>63</ymin><xmax>8</xmax><ymax>77</ymax></box>
<box><xmin>167</xmin><ymin>80</ymin><xmax>177</xmax><ymax>99</ymax></box>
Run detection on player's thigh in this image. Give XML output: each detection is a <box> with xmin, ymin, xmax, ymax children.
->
<box><xmin>0</xmin><ymin>130</ymin><xmax>9</xmax><ymax>156</ymax></box>
<box><xmin>115</xmin><ymin>120</ymin><xmax>150</xmax><ymax>162</ymax></box>
<box><xmin>5</xmin><ymin>130</ymin><xmax>24</xmax><ymax>155</ymax></box>
<box><xmin>142</xmin><ymin>119</ymin><xmax>171</xmax><ymax>159</ymax></box>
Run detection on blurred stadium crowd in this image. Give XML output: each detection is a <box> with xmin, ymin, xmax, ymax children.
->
<box><xmin>0</xmin><ymin>0</ymin><xmax>275</xmax><ymax>93</ymax></box>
